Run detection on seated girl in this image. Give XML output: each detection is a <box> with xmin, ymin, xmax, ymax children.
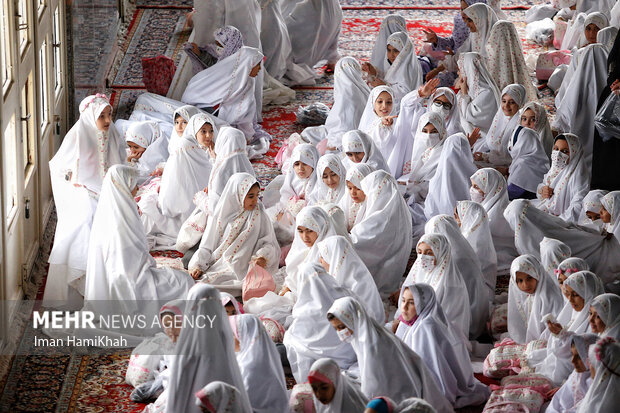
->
<box><xmin>270</xmin><ymin>143</ymin><xmax>319</xmax><ymax>245</ymax></box>
<box><xmin>575</xmin><ymin>336</ymin><xmax>620</xmax><ymax>412</ymax></box>
<box><xmin>188</xmin><ymin>173</ymin><xmax>279</xmax><ymax>293</ymax></box>
<box><xmin>184</xmin><ymin>25</ymin><xmax>243</xmax><ymax>75</ymax></box>
<box><xmin>221</xmin><ymin>292</ymin><xmax>244</xmax><ymax>316</ymax></box>
<box><xmin>600</xmin><ymin>191</ymin><xmax>620</xmax><ymax>240</ymax></box>
<box><xmin>394</xmin><ymin>283</ymin><xmax>490</xmax><ymax>408</ymax></box>
<box><xmin>506</xmin><ymin>254</ymin><xmax>565</xmax><ymax>344</ymax></box>
<box><xmin>181</xmin><ymin>46</ymin><xmax>270</xmax><ymax>159</ymax></box>
<box><xmin>230</xmin><ymin>314</ymin><xmax>290</xmax><ymax>413</ymax></box>
<box><xmin>341</xmin><ymin>130</ymin><xmax>389</xmax><ymax>172</ymax></box>
<box><xmin>361</xmin><ymin>32</ymin><xmax>423</xmax><ymax>103</ymax></box>
<box><xmin>472</xmin><ymin>84</ymin><xmax>527</xmax><ymax>166</ymax></box>
<box><xmin>327</xmin><ymin>296</ymin><xmax>453</xmax><ymax>409</ymax></box>
<box><xmin>506</xmin><ymin>126</ymin><xmax>550</xmax><ymax>200</ymax></box>
<box><xmin>590</xmin><ymin>293</ymin><xmax>620</xmax><ymax>339</ymax></box>
<box><xmin>338</xmin><ymin>163</ymin><xmax>374</xmax><ymax>232</ymax></box>
<box><xmin>535</xmin><ymin>134</ymin><xmax>590</xmax><ymax>223</ymax></box>
<box><xmin>308</xmin><ymin>358</ymin><xmax>368</xmax><ymax>412</ymax></box>
<box><xmin>317</xmin><ymin>235</ymin><xmax>385</xmax><ymax>322</ymax></box>
<box><xmin>139</xmin><ymin>113</ymin><xmax>214</xmax><ymax>249</ymax></box>
<box><xmin>309</xmin><ymin>154</ymin><xmax>346</xmax><ymax>205</ymax></box>
<box><xmin>370</xmin><ymin>15</ymin><xmax>408</xmax><ymax>81</ymax></box>
<box><xmin>555</xmin><ymin>257</ymin><xmax>590</xmax><ymax>302</ymax></box>
<box><xmin>120</xmin><ymin>121</ymin><xmax>168</xmax><ymax>177</ymax></box>
<box><xmin>283</xmin><ymin>262</ymin><xmax>357</xmax><ymax>383</ymax></box>
<box><xmin>519</xmin><ymin>101</ymin><xmax>554</xmax><ymax>158</ymax></box>
<box><xmin>194</xmin><ymin>382</ymin><xmax>250</xmax><ymax>413</ymax></box>
<box><xmin>352</xmin><ymin>171</ymin><xmax>413</xmax><ymax>298</ymax></box>
<box><xmin>579</xmin><ymin>189</ymin><xmax>608</xmax><ymax>230</ymax></box>
<box><xmin>358</xmin><ymin>86</ymin><xmax>398</xmax><ymax>160</ymax></box>
<box><xmin>404</xmin><ymin>234</ymin><xmax>471</xmax><ymax>337</ymax></box>
<box><xmin>389</xmin><ymin>80</ymin><xmax>461</xmax><ymax>179</ymax></box>
<box><xmin>531</xmin><ymin>271</ymin><xmax>604</xmax><ymax>385</ymax></box>
<box><xmin>540</xmin><ymin>237</ymin><xmax>572</xmax><ymax>280</ymax></box>
<box><xmin>455</xmin><ymin>200</ymin><xmax>498</xmax><ymax>293</ymax></box>
<box><xmin>546</xmin><ymin>333</ymin><xmax>598</xmax><ymax>413</ymax></box>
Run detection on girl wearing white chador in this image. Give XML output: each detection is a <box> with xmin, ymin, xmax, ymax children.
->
<box><xmin>286</xmin><ymin>0</ymin><xmax>342</xmax><ymax>68</ymax></box>
<box><xmin>424</xmin><ymin>133</ymin><xmax>477</xmax><ymax>218</ymax></box>
<box><xmin>579</xmin><ymin>189</ymin><xmax>608</xmax><ymax>230</ymax></box>
<box><xmin>388</xmin><ymin>86</ymin><xmax>461</xmax><ymax>179</ymax></box>
<box><xmin>576</xmin><ymin>337</ymin><xmax>620</xmax><ymax>413</ymax></box>
<box><xmin>303</xmin><ymin>57</ymin><xmax>371</xmax><ymax>150</ymax></box>
<box><xmin>370</xmin><ymin>15</ymin><xmax>408</xmax><ymax>79</ymax></box>
<box><xmin>341</xmin><ymin>130</ymin><xmax>389</xmax><ymax>172</ymax></box>
<box><xmin>455</xmin><ymin>52</ymin><xmax>500</xmax><ymax>135</ymax></box>
<box><xmin>531</xmin><ymin>271</ymin><xmax>604</xmax><ymax>385</ymax></box>
<box><xmin>425</xmin><ymin>215</ymin><xmax>490</xmax><ymax>338</ymax></box>
<box><xmin>503</xmin><ymin>199</ymin><xmax>620</xmax><ymax>286</ymax></box>
<box><xmin>358</xmin><ymin>86</ymin><xmax>399</xmax><ymax>160</ymax></box>
<box><xmin>473</xmin><ymin>84</ymin><xmax>527</xmax><ymax>165</ymax></box>
<box><xmin>308</xmin><ymin>358</ymin><xmax>369</xmax><ymax>413</ymax></box>
<box><xmin>404</xmin><ymin>233</ymin><xmax>471</xmax><ymax>337</ymax></box>
<box><xmin>591</xmin><ymin>294</ymin><xmax>620</xmax><ymax>340</ymax></box>
<box><xmin>601</xmin><ymin>191</ymin><xmax>620</xmax><ymax>240</ymax></box>
<box><xmin>352</xmin><ymin>170</ymin><xmax>412</xmax><ymax>298</ymax></box>
<box><xmin>181</xmin><ymin>46</ymin><xmax>267</xmax><ymax>154</ymax></box>
<box><xmin>317</xmin><ymin>235</ymin><xmax>385</xmax><ymax>323</ymax></box>
<box><xmin>165</xmin><ymin>284</ymin><xmax>252</xmax><ymax>413</ymax></box>
<box><xmin>338</xmin><ymin>163</ymin><xmax>374</xmax><ymax>232</ymax></box>
<box><xmin>123</xmin><ymin>121</ymin><xmax>169</xmax><ymax>176</ymax></box>
<box><xmin>327</xmin><ymin>296</ymin><xmax>453</xmax><ymax>410</ymax></box>
<box><xmin>309</xmin><ymin>154</ymin><xmax>346</xmax><ymax>205</ymax></box>
<box><xmin>456</xmin><ymin>200</ymin><xmax>498</xmax><ymax>294</ymax></box>
<box><xmin>230</xmin><ymin>314</ymin><xmax>290</xmax><ymax>413</ymax></box>
<box><xmin>194</xmin><ymin>382</ymin><xmax>250</xmax><ymax>413</ymax></box>
<box><xmin>188</xmin><ymin>173</ymin><xmax>279</xmax><ymax>291</ymax></box>
<box><xmin>380</xmin><ymin>32</ymin><xmax>423</xmax><ymax>103</ymax></box>
<box><xmin>139</xmin><ymin>114</ymin><xmax>213</xmax><ymax>248</ymax></box>
<box><xmin>460</xmin><ymin>3</ymin><xmax>498</xmax><ymax>57</ymax></box>
<box><xmin>506</xmin><ymin>254</ymin><xmax>566</xmax><ymax>344</ymax></box>
<box><xmin>535</xmin><ymin>134</ymin><xmax>590</xmax><ymax>223</ymax></box>
<box><xmin>507</xmin><ymin>126</ymin><xmax>550</xmax><ymax>197</ymax></box>
<box><xmin>540</xmin><ymin>237</ymin><xmax>572</xmax><ymax>280</ymax></box>
<box><xmin>283</xmin><ymin>262</ymin><xmax>357</xmax><ymax>383</ymax></box>
<box><xmin>83</xmin><ymin>165</ymin><xmax>194</xmax><ymax>317</ymax></box>
<box><xmin>45</xmin><ymin>94</ymin><xmax>125</xmax><ymax>308</ymax></box>
<box><xmin>470</xmin><ymin>168</ymin><xmax>518</xmax><ymax>273</ymax></box>
<box><xmin>396</xmin><ymin>283</ymin><xmax>490</xmax><ymax>408</ymax></box>
<box><xmin>520</xmin><ymin>101</ymin><xmax>554</xmax><ymax>159</ymax></box>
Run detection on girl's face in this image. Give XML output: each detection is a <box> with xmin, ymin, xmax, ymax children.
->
<box><xmin>243</xmin><ymin>184</ymin><xmax>260</xmax><ymax>211</ymax></box>
<box><xmin>599</xmin><ymin>206</ymin><xmax>611</xmax><ymax>223</ymax></box>
<box><xmin>127</xmin><ymin>141</ymin><xmax>146</xmax><ymax>159</ymax></box>
<box><xmin>553</xmin><ymin>139</ymin><xmax>570</xmax><ymax>161</ymax></box>
<box><xmin>249</xmin><ymin>62</ymin><xmax>262</xmax><ymax>78</ymax></box>
<box><xmin>374</xmin><ymin>91</ymin><xmax>393</xmax><ymax>117</ymax></box>
<box><xmin>520</xmin><ymin>109</ymin><xmax>537</xmax><ymax>130</ymax></box>
<box><xmin>566</xmin><ymin>285</ymin><xmax>585</xmax><ymax>312</ymax></box>
<box><xmin>161</xmin><ymin>313</ymin><xmax>181</xmax><ymax>343</ymax></box>
<box><xmin>586</xmin><ymin>211</ymin><xmax>601</xmax><ymax>222</ymax></box>
<box><xmin>196</xmin><ymin>122</ymin><xmax>214</xmax><ymax>147</ymax></box>
<box><xmin>471</xmin><ymin>181</ymin><xmax>484</xmax><ymax>196</ymax></box>
<box><xmin>570</xmin><ymin>344</ymin><xmax>587</xmax><ymax>372</ymax></box>
<box><xmin>96</xmin><ymin>106</ymin><xmax>113</xmax><ymax>131</ymax></box>
<box><xmin>400</xmin><ymin>288</ymin><xmax>417</xmax><ymax>321</ymax></box>
<box><xmin>310</xmin><ymin>381</ymin><xmax>335</xmax><ymax>405</ymax></box>
<box><xmin>589</xmin><ymin>306</ymin><xmax>606</xmax><ymax>333</ymax></box>
<box><xmin>501</xmin><ymin>94</ymin><xmax>520</xmax><ymax>117</ymax></box>
<box><xmin>585</xmin><ymin>23</ymin><xmax>600</xmax><ymax>44</ymax></box>
<box><xmin>515</xmin><ymin>271</ymin><xmax>538</xmax><ymax>294</ymax></box>
<box><xmin>174</xmin><ymin>115</ymin><xmax>189</xmax><ymax>136</ymax></box>
<box><xmin>297</xmin><ymin>225</ymin><xmax>319</xmax><ymax>247</ymax></box>
<box><xmin>386</xmin><ymin>44</ymin><xmax>400</xmax><ymax>64</ymax></box>
<box><xmin>416</xmin><ymin>242</ymin><xmax>436</xmax><ymax>264</ymax></box>
<box><xmin>432</xmin><ymin>95</ymin><xmax>452</xmax><ymax>111</ymax></box>
<box><xmin>557</xmin><ymin>271</ymin><xmax>571</xmax><ymax>300</ymax></box>
<box><xmin>319</xmin><ymin>255</ymin><xmax>330</xmax><ymax>272</ymax></box>
<box><xmin>224</xmin><ymin>303</ymin><xmax>236</xmax><ymax>316</ymax></box>
<box><xmin>421</xmin><ymin>122</ymin><xmax>438</xmax><ymax>134</ymax></box>
<box><xmin>346</xmin><ymin>151</ymin><xmax>365</xmax><ymax>163</ymax></box>
<box><xmin>293</xmin><ymin>161</ymin><xmax>314</xmax><ymax>179</ymax></box>
<box><xmin>346</xmin><ymin>181</ymin><xmax>366</xmax><ymax>203</ymax></box>
<box><xmin>322</xmin><ymin>167</ymin><xmax>340</xmax><ymax>189</ymax></box>
<box><xmin>463</xmin><ymin>13</ymin><xmax>476</xmax><ymax>32</ymax></box>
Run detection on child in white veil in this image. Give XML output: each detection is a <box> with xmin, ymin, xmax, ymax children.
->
<box><xmin>338</xmin><ymin>163</ymin><xmax>374</xmax><ymax>232</ymax></box>
<box><xmin>370</xmin><ymin>14</ymin><xmax>408</xmax><ymax>78</ymax></box>
<box><xmin>358</xmin><ymin>86</ymin><xmax>398</xmax><ymax>160</ymax></box>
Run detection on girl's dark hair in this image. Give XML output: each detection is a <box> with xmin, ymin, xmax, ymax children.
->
<box><xmin>249</xmin><ymin>182</ymin><xmax>260</xmax><ymax>191</ymax></box>
<box><xmin>174</xmin><ymin>113</ymin><xmax>183</xmax><ymax>121</ymax></box>
<box><xmin>554</xmin><ymin>135</ymin><xmax>568</xmax><ymax>143</ymax></box>
<box><xmin>326</xmin><ymin>313</ymin><xmax>336</xmax><ymax>321</ymax></box>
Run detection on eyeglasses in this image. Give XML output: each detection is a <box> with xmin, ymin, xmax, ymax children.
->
<box><xmin>432</xmin><ymin>100</ymin><xmax>452</xmax><ymax>110</ymax></box>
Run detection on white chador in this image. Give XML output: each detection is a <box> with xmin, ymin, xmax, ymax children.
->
<box><xmin>283</xmin><ymin>262</ymin><xmax>357</xmax><ymax>383</ymax></box>
<box><xmin>308</xmin><ymin>358</ymin><xmax>369</xmax><ymax>413</ymax></box>
<box><xmin>396</xmin><ymin>283</ymin><xmax>490</xmax><ymax>408</ymax></box>
<box><xmin>382</xmin><ymin>32</ymin><xmax>423</xmax><ymax>103</ymax></box>
<box><xmin>338</xmin><ymin>163</ymin><xmax>374</xmax><ymax>232</ymax></box>
<box><xmin>123</xmin><ymin>121</ymin><xmax>169</xmax><ymax>176</ymax></box>
<box><xmin>44</xmin><ymin>94</ymin><xmax>125</xmax><ymax>308</ymax></box>
<box><xmin>352</xmin><ymin>170</ymin><xmax>412</xmax><ymax>297</ymax></box>
<box><xmin>327</xmin><ymin>296</ymin><xmax>454</xmax><ymax>410</ymax></box>
<box><xmin>341</xmin><ymin>130</ymin><xmax>389</xmax><ymax>172</ymax></box>
<box><xmin>139</xmin><ymin>114</ymin><xmax>213</xmax><ymax>249</ymax></box>
<box><xmin>309</xmin><ymin>154</ymin><xmax>347</xmax><ymax>205</ymax></box>
<box><xmin>83</xmin><ymin>165</ymin><xmax>194</xmax><ymax>316</ymax></box>
<box><xmin>358</xmin><ymin>85</ymin><xmax>398</xmax><ymax>160</ymax></box>
<box><xmin>189</xmin><ymin>173</ymin><xmax>280</xmax><ymax>291</ymax></box>
<box><xmin>370</xmin><ymin>14</ymin><xmax>408</xmax><ymax>78</ymax></box>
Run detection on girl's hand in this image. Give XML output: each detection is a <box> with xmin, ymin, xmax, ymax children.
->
<box><xmin>279</xmin><ymin>286</ymin><xmax>291</xmax><ymax>296</ymax></box>
<box><xmin>467</xmin><ymin>128</ymin><xmax>481</xmax><ymax>147</ymax></box>
<box><xmin>422</xmin><ymin>28</ymin><xmax>438</xmax><ymax>44</ymax></box>
<box><xmin>369</xmin><ymin>77</ymin><xmax>386</xmax><ymax>87</ymax></box>
<box><xmin>150</xmin><ymin>167</ymin><xmax>164</xmax><ymax>177</ymax></box>
<box><xmin>459</xmin><ymin>76</ymin><xmax>469</xmax><ymax>95</ymax></box>
<box><xmin>254</xmin><ymin>257</ymin><xmax>267</xmax><ymax>268</ymax></box>
<box><xmin>611</xmin><ymin>79</ymin><xmax>620</xmax><ymax>94</ymax></box>
<box><xmin>361</xmin><ymin>62</ymin><xmax>377</xmax><ymax>76</ymax></box>
<box><xmin>443</xmin><ymin>47</ymin><xmax>455</xmax><ymax>57</ymax></box>
<box><xmin>419</xmin><ymin>78</ymin><xmax>440</xmax><ymax>98</ymax></box>
<box><xmin>391</xmin><ymin>319</ymin><xmax>401</xmax><ymax>333</ymax></box>
<box><xmin>473</xmin><ymin>152</ymin><xmax>484</xmax><ymax>162</ymax></box>
<box><xmin>189</xmin><ymin>268</ymin><xmax>203</xmax><ymax>280</ymax></box>
<box><xmin>381</xmin><ymin>115</ymin><xmax>398</xmax><ymax>126</ymax></box>
<box><xmin>541</xmin><ymin>186</ymin><xmax>554</xmax><ymax>199</ymax></box>
<box><xmin>547</xmin><ymin>321</ymin><xmax>563</xmax><ymax>335</ymax></box>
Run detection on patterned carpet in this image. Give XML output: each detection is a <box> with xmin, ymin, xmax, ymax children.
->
<box><xmin>0</xmin><ymin>0</ymin><xmax>544</xmax><ymax>411</ymax></box>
